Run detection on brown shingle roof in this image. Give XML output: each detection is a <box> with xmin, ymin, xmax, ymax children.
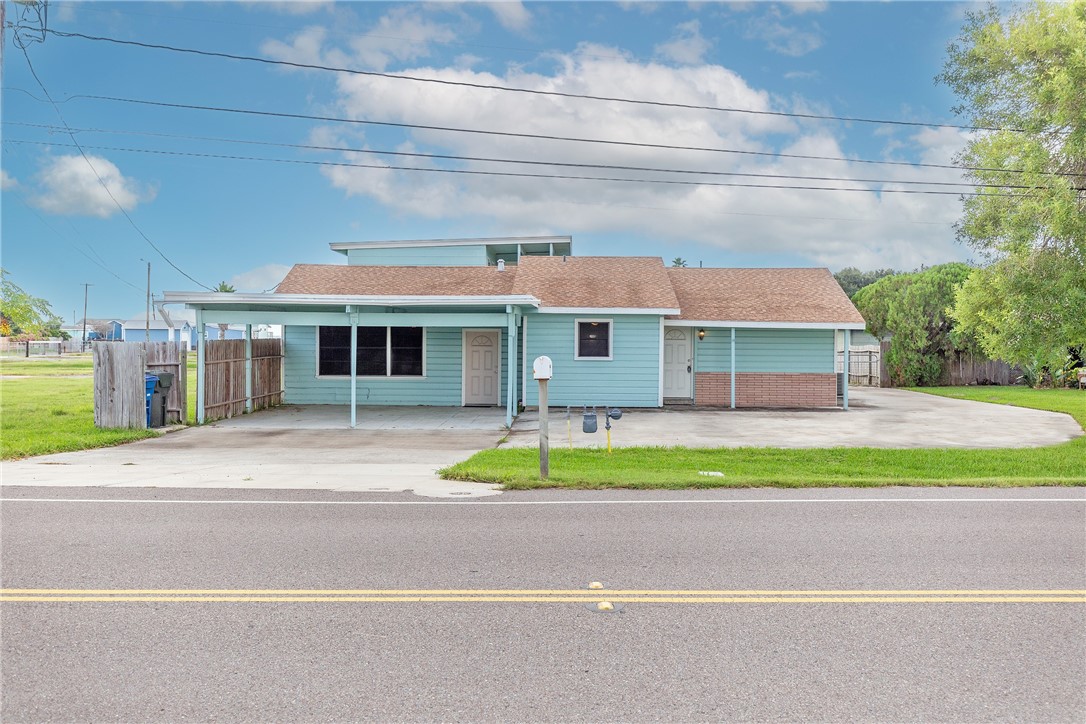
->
<box><xmin>666</xmin><ymin>267</ymin><xmax>865</xmax><ymax>324</ymax></box>
<box><xmin>274</xmin><ymin>260</ymin><xmax>863</xmax><ymax>324</ymax></box>
<box><xmin>511</xmin><ymin>256</ymin><xmax>679</xmax><ymax>310</ymax></box>
<box><xmin>275</xmin><ymin>264</ymin><xmax>516</xmax><ymax>296</ymax></box>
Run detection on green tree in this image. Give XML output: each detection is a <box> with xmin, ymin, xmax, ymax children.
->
<box><xmin>833</xmin><ymin>267</ymin><xmax>898</xmax><ymax>299</ymax></box>
<box><xmin>0</xmin><ymin>268</ymin><xmax>63</xmax><ymax>338</ymax></box>
<box><xmin>671</xmin><ymin>257</ymin><xmax>688</xmax><ymax>268</ymax></box>
<box><xmin>853</xmin><ymin>264</ymin><xmax>977</xmax><ymax>386</ymax></box>
<box><xmin>938</xmin><ymin>0</ymin><xmax>1086</xmax><ymax>368</ymax></box>
<box><xmin>213</xmin><ymin>280</ymin><xmax>236</xmax><ymax>340</ymax></box>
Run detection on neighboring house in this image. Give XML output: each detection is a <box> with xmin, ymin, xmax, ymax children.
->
<box><xmin>164</xmin><ymin>236</ymin><xmax>865</xmax><ymax>425</ymax></box>
<box><xmin>122</xmin><ymin>316</ymin><xmax>194</xmax><ymax>348</ymax></box>
<box><xmin>61</xmin><ymin>319</ymin><xmax>124</xmax><ymax>342</ymax></box>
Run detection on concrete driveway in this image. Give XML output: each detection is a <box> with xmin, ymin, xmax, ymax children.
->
<box><xmin>3</xmin><ymin>391</ymin><xmax>1080</xmax><ymax>497</ymax></box>
<box><xmin>507</xmin><ymin>388</ymin><xmax>1083</xmax><ymax>449</ymax></box>
<box><xmin>1</xmin><ymin>407</ymin><xmax>508</xmax><ymax>498</ymax></box>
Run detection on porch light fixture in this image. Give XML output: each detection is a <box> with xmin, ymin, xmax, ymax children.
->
<box><xmin>697</xmin><ymin>329</ymin><xmax>706</xmax><ymax>340</ymax></box>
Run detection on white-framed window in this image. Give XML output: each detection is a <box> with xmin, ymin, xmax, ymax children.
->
<box><xmin>316</xmin><ymin>326</ymin><xmax>425</xmax><ymax>377</ymax></box>
<box><xmin>574</xmin><ymin>318</ymin><xmax>612</xmax><ymax>360</ymax></box>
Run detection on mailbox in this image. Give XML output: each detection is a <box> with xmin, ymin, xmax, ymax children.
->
<box><xmin>533</xmin><ymin>355</ymin><xmax>553</xmax><ymax>380</ymax></box>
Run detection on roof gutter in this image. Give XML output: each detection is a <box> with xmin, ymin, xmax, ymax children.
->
<box><xmin>161</xmin><ymin>292</ymin><xmax>541</xmax><ymax>308</ymax></box>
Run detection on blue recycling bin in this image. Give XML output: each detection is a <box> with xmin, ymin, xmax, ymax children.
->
<box><xmin>144</xmin><ymin>373</ymin><xmax>159</xmax><ymax>428</ymax></box>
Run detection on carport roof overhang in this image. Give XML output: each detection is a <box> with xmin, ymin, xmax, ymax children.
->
<box><xmin>160</xmin><ymin>292</ymin><xmax>540</xmax><ymax>326</ymax></box>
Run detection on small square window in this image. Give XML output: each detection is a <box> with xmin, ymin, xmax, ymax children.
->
<box><xmin>576</xmin><ymin>320</ymin><xmax>611</xmax><ymax>359</ymax></box>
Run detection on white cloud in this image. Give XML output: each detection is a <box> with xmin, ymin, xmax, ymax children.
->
<box><xmin>248</xmin><ymin>1</ymin><xmax>333</xmax><ymax>16</ymax></box>
<box><xmin>617</xmin><ymin>1</ymin><xmax>662</xmax><ymax>14</ymax></box>
<box><xmin>784</xmin><ymin>1</ymin><xmax>829</xmax><ymax>15</ymax></box>
<box><xmin>784</xmin><ymin>69</ymin><xmax>819</xmax><ymax>81</ymax></box>
<box><xmin>231</xmin><ymin>264</ymin><xmax>293</xmax><ymax>293</ymax></box>
<box><xmin>30</xmin><ymin>154</ymin><xmax>154</xmax><ymax>218</ymax></box>
<box><xmin>486</xmin><ymin>1</ymin><xmax>532</xmax><ymax>32</ymax></box>
<box><xmin>745</xmin><ymin>5</ymin><xmax>823</xmax><ymax>57</ymax></box>
<box><xmin>654</xmin><ymin>20</ymin><xmax>712</xmax><ymax>65</ymax></box>
<box><xmin>52</xmin><ymin>2</ymin><xmax>77</xmax><ymax>23</ymax></box>
<box><xmin>260</xmin><ymin>8</ymin><xmax>457</xmax><ymax>72</ymax></box>
<box><xmin>1</xmin><ymin>169</ymin><xmax>18</xmax><ymax>190</ymax></box>
<box><xmin>308</xmin><ymin>45</ymin><xmax>966</xmax><ymax>271</ymax></box>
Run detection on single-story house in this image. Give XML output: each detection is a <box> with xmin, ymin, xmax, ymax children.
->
<box><xmin>62</xmin><ymin>318</ymin><xmax>124</xmax><ymax>342</ymax></box>
<box><xmin>163</xmin><ymin>236</ymin><xmax>865</xmax><ymax>425</ymax></box>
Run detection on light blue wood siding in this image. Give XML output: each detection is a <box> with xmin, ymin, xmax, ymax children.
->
<box><xmin>345</xmin><ymin>245</ymin><xmax>488</xmax><ymax>266</ymax></box>
<box><xmin>523</xmin><ymin>314</ymin><xmax>661</xmax><ymax>407</ymax></box>
<box><xmin>695</xmin><ymin>328</ymin><xmax>834</xmax><ymax>373</ymax></box>
<box><xmin>283</xmin><ymin>325</ymin><xmax>509</xmax><ymax>406</ymax></box>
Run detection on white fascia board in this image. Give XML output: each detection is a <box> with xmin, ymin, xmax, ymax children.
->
<box><xmin>537</xmin><ymin>307</ymin><xmax>680</xmax><ymax>315</ymax></box>
<box><xmin>666</xmin><ymin>319</ymin><xmax>866</xmax><ymax>330</ymax></box>
<box><xmin>162</xmin><ymin>292</ymin><xmax>540</xmax><ymax>308</ymax></box>
<box><xmin>329</xmin><ymin>236</ymin><xmax>573</xmax><ymax>252</ymax></box>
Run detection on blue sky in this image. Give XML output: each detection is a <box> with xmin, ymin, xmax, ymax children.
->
<box><xmin>2</xmin><ymin>1</ymin><xmax>982</xmax><ymax>321</ymax></box>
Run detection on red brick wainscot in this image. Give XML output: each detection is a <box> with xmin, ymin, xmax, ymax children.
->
<box><xmin>694</xmin><ymin>372</ymin><xmax>838</xmax><ymax>408</ymax></box>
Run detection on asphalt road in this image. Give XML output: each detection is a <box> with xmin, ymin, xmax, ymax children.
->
<box><xmin>2</xmin><ymin>486</ymin><xmax>1084</xmax><ymax>722</ymax></box>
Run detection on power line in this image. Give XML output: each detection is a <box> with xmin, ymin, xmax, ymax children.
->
<box><xmin>60</xmin><ymin>93</ymin><xmax>1076</xmax><ymax>178</ymax></box>
<box><xmin>5</xmin><ymin>121</ymin><xmax>1014</xmax><ymax>189</ymax></box>
<box><xmin>39</xmin><ymin>28</ymin><xmax>1009</xmax><ymax>133</ymax></box>
<box><xmin>13</xmin><ymin>46</ymin><xmax>213</xmax><ymax>291</ymax></box>
<box><xmin>4</xmin><ymin>139</ymin><xmax>1029</xmax><ymax>197</ymax></box>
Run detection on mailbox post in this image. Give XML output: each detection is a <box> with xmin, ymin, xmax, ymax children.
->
<box><xmin>533</xmin><ymin>356</ymin><xmax>553</xmax><ymax>479</ymax></box>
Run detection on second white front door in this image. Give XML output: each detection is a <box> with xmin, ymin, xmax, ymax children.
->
<box><xmin>663</xmin><ymin>327</ymin><xmax>692</xmax><ymax>399</ymax></box>
<box><xmin>464</xmin><ymin>330</ymin><xmax>500</xmax><ymax>406</ymax></box>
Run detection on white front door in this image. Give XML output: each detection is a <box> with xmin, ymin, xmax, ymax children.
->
<box><xmin>463</xmin><ymin>330</ymin><xmax>500</xmax><ymax>406</ymax></box>
<box><xmin>663</xmin><ymin>327</ymin><xmax>692</xmax><ymax>399</ymax></box>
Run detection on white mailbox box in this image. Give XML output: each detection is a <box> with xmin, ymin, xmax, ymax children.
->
<box><xmin>533</xmin><ymin>355</ymin><xmax>553</xmax><ymax>380</ymax></box>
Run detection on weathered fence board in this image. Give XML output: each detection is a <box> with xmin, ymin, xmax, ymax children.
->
<box><xmin>93</xmin><ymin>343</ymin><xmax>147</xmax><ymax>428</ymax></box>
<box><xmin>877</xmin><ymin>341</ymin><xmax>1020</xmax><ymax>387</ymax></box>
<box><xmin>203</xmin><ymin>338</ymin><xmax>283</xmax><ymax>421</ymax></box>
<box><xmin>147</xmin><ymin>343</ymin><xmax>187</xmax><ymax>425</ymax></box>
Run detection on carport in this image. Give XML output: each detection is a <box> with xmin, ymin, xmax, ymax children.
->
<box><xmin>162</xmin><ymin>291</ymin><xmax>539</xmax><ymax>428</ymax></box>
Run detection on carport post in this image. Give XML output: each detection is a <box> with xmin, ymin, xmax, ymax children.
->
<box><xmin>730</xmin><ymin>327</ymin><xmax>736</xmax><ymax>410</ymax></box>
<box><xmin>506</xmin><ymin>306</ymin><xmax>516</xmax><ymax>427</ymax></box>
<box><xmin>349</xmin><ymin>321</ymin><xmax>358</xmax><ymax>428</ymax></box>
<box><xmin>244</xmin><ymin>324</ymin><xmax>253</xmax><ymax>414</ymax></box>
<box><xmin>196</xmin><ymin>309</ymin><xmax>206</xmax><ymax>424</ymax></box>
<box><xmin>842</xmin><ymin>329</ymin><xmax>850</xmax><ymax>411</ymax></box>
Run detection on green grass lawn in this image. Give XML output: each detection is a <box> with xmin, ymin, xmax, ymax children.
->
<box><xmin>441</xmin><ymin>387</ymin><xmax>1086</xmax><ymax>489</ymax></box>
<box><xmin>0</xmin><ymin>356</ymin><xmax>97</xmax><ymax>376</ymax></box>
<box><xmin>1</xmin><ymin>355</ymin><xmax>200</xmax><ymax>460</ymax></box>
<box><xmin>0</xmin><ymin>377</ymin><xmax>158</xmax><ymax>459</ymax></box>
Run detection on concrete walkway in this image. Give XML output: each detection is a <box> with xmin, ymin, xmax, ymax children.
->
<box><xmin>506</xmin><ymin>388</ymin><xmax>1083</xmax><ymax>449</ymax></box>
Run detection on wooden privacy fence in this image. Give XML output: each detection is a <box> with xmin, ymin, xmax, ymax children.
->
<box><xmin>877</xmin><ymin>341</ymin><xmax>1021</xmax><ymax>387</ymax></box>
<box><xmin>203</xmin><ymin>338</ymin><xmax>283</xmax><ymax>421</ymax></box>
<box><xmin>94</xmin><ymin>342</ymin><xmax>186</xmax><ymax>428</ymax></box>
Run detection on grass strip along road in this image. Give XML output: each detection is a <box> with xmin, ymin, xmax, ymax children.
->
<box><xmin>442</xmin><ymin>387</ymin><xmax>1086</xmax><ymax>488</ymax></box>
<box><xmin>3</xmin><ymin>588</ymin><xmax>1084</xmax><ymax>604</ymax></box>
<box><xmin>0</xmin><ymin>355</ymin><xmax>198</xmax><ymax>459</ymax></box>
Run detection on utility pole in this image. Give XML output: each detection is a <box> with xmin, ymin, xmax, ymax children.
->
<box><xmin>80</xmin><ymin>283</ymin><xmax>92</xmax><ymax>353</ymax></box>
<box><xmin>145</xmin><ymin>261</ymin><xmax>151</xmax><ymax>343</ymax></box>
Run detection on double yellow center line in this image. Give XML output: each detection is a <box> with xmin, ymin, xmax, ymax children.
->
<box><xmin>2</xmin><ymin>588</ymin><xmax>1084</xmax><ymax>603</ymax></box>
